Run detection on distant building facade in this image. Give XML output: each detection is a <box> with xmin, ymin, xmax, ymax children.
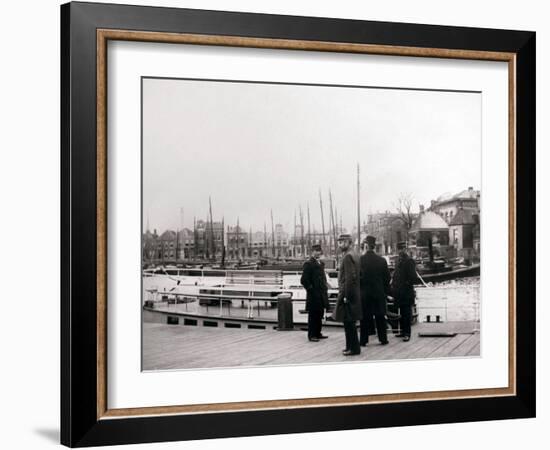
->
<box><xmin>227</xmin><ymin>225</ymin><xmax>248</xmax><ymax>260</ymax></box>
<box><xmin>428</xmin><ymin>186</ymin><xmax>481</xmax><ymax>260</ymax></box>
<box><xmin>428</xmin><ymin>186</ymin><xmax>480</xmax><ymax>224</ymax></box>
<box><xmin>365</xmin><ymin>212</ymin><xmax>412</xmax><ymax>255</ymax></box>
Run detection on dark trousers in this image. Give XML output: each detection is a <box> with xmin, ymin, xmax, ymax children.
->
<box><xmin>360</xmin><ymin>314</ymin><xmax>387</xmax><ymax>344</ymax></box>
<box><xmin>307</xmin><ymin>309</ymin><xmax>324</xmax><ymax>339</ymax></box>
<box><xmin>399</xmin><ymin>304</ymin><xmax>412</xmax><ymax>337</ymax></box>
<box><xmin>343</xmin><ymin>321</ymin><xmax>360</xmax><ymax>352</ymax></box>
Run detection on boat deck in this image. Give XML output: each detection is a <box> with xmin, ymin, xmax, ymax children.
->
<box><xmin>142</xmin><ymin>321</ymin><xmax>480</xmax><ymax>370</ymax></box>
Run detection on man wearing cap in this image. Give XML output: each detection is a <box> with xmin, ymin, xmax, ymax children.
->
<box><xmin>300</xmin><ymin>244</ymin><xmax>330</xmax><ymax>342</ymax></box>
<box><xmin>391</xmin><ymin>241</ymin><xmax>418</xmax><ymax>341</ymax></box>
<box><xmin>332</xmin><ymin>234</ymin><xmax>362</xmax><ymax>356</ymax></box>
<box><xmin>359</xmin><ymin>235</ymin><xmax>391</xmax><ymax>346</ymax></box>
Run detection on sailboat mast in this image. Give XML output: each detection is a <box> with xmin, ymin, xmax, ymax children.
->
<box><xmin>204</xmin><ymin>214</ymin><xmax>209</xmax><ymax>260</ymax></box>
<box><xmin>208</xmin><ymin>196</ymin><xmax>215</xmax><ymax>260</ymax></box>
<box><xmin>237</xmin><ymin>217</ymin><xmax>241</xmax><ymax>260</ymax></box>
<box><xmin>293</xmin><ymin>210</ymin><xmax>297</xmax><ymax>258</ymax></box>
<box><xmin>319</xmin><ymin>189</ymin><xmax>326</xmax><ymax>248</ymax></box>
<box><xmin>193</xmin><ymin>216</ymin><xmax>197</xmax><ymax>260</ymax></box>
<box><xmin>263</xmin><ymin>222</ymin><xmax>267</xmax><ymax>258</ymax></box>
<box><xmin>307</xmin><ymin>203</ymin><xmax>312</xmax><ymax>254</ymax></box>
<box><xmin>329</xmin><ymin>189</ymin><xmax>337</xmax><ymax>263</ymax></box>
<box><xmin>270</xmin><ymin>210</ymin><xmax>276</xmax><ymax>258</ymax></box>
<box><xmin>357</xmin><ymin>163</ymin><xmax>361</xmax><ymax>251</ymax></box>
<box><xmin>221</xmin><ymin>217</ymin><xmax>226</xmax><ymax>266</ymax></box>
<box><xmin>249</xmin><ymin>227</ymin><xmax>252</xmax><ymax>259</ymax></box>
<box><xmin>299</xmin><ymin>205</ymin><xmax>305</xmax><ymax>257</ymax></box>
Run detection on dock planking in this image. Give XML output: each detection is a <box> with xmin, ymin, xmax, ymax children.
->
<box><xmin>142</xmin><ymin>321</ymin><xmax>480</xmax><ymax>370</ymax></box>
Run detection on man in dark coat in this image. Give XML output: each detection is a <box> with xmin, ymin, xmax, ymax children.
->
<box><xmin>332</xmin><ymin>234</ymin><xmax>362</xmax><ymax>356</ymax></box>
<box><xmin>359</xmin><ymin>235</ymin><xmax>390</xmax><ymax>346</ymax></box>
<box><xmin>300</xmin><ymin>244</ymin><xmax>330</xmax><ymax>342</ymax></box>
<box><xmin>391</xmin><ymin>241</ymin><xmax>418</xmax><ymax>341</ymax></box>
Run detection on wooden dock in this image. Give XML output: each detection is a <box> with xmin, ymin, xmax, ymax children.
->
<box><xmin>142</xmin><ymin>321</ymin><xmax>480</xmax><ymax>370</ymax></box>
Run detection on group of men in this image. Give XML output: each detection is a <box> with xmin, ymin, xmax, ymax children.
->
<box><xmin>300</xmin><ymin>234</ymin><xmax>418</xmax><ymax>356</ymax></box>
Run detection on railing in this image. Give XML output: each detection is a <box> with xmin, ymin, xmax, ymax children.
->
<box><xmin>225</xmin><ymin>270</ymin><xmax>283</xmax><ymax>286</ymax></box>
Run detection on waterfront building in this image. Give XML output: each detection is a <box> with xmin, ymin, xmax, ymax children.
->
<box><xmin>366</xmin><ymin>212</ymin><xmax>411</xmax><ymax>255</ymax></box>
<box><xmin>408</xmin><ymin>207</ymin><xmax>450</xmax><ymax>259</ymax></box>
<box><xmin>158</xmin><ymin>229</ymin><xmax>178</xmax><ymax>261</ymax></box>
<box><xmin>249</xmin><ymin>231</ymin><xmax>268</xmax><ymax>258</ymax></box>
<box><xmin>142</xmin><ymin>228</ymin><xmax>159</xmax><ymax>262</ymax></box>
<box><xmin>428</xmin><ymin>186</ymin><xmax>480</xmax><ymax>224</ymax></box>
<box><xmin>449</xmin><ymin>207</ymin><xmax>480</xmax><ymax>261</ymax></box>
<box><xmin>227</xmin><ymin>225</ymin><xmax>248</xmax><ymax>260</ymax></box>
<box><xmin>195</xmin><ymin>219</ymin><xmax>224</xmax><ymax>260</ymax></box>
<box><xmin>269</xmin><ymin>224</ymin><xmax>290</xmax><ymax>258</ymax></box>
<box><xmin>176</xmin><ymin>228</ymin><xmax>195</xmax><ymax>260</ymax></box>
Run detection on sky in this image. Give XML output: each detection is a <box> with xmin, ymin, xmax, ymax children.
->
<box><xmin>142</xmin><ymin>77</ymin><xmax>481</xmax><ymax>234</ymax></box>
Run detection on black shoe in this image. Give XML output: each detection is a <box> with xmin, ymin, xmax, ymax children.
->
<box><xmin>360</xmin><ymin>341</ymin><xmax>368</xmax><ymax>347</ymax></box>
<box><xmin>342</xmin><ymin>348</ymin><xmax>350</xmax><ymax>353</ymax></box>
<box><xmin>380</xmin><ymin>340</ymin><xmax>389</xmax><ymax>345</ymax></box>
<box><xmin>395</xmin><ymin>333</ymin><xmax>405</xmax><ymax>338</ymax></box>
<box><xmin>343</xmin><ymin>349</ymin><xmax>361</xmax><ymax>356</ymax></box>
<box><xmin>308</xmin><ymin>337</ymin><xmax>320</xmax><ymax>342</ymax></box>
<box><xmin>403</xmin><ymin>336</ymin><xmax>410</xmax><ymax>342</ymax></box>
<box><xmin>317</xmin><ymin>334</ymin><xmax>329</xmax><ymax>339</ymax></box>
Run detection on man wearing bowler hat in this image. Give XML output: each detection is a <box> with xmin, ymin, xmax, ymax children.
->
<box><xmin>391</xmin><ymin>241</ymin><xmax>418</xmax><ymax>341</ymax></box>
<box><xmin>300</xmin><ymin>243</ymin><xmax>330</xmax><ymax>342</ymax></box>
<box><xmin>359</xmin><ymin>235</ymin><xmax>391</xmax><ymax>346</ymax></box>
<box><xmin>332</xmin><ymin>234</ymin><xmax>362</xmax><ymax>356</ymax></box>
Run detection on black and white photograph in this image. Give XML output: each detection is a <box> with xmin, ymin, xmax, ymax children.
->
<box><xmin>141</xmin><ymin>77</ymin><xmax>482</xmax><ymax>370</ymax></box>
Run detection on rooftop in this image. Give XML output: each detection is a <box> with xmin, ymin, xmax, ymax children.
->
<box><xmin>410</xmin><ymin>211</ymin><xmax>449</xmax><ymax>232</ymax></box>
<box><xmin>435</xmin><ymin>187</ymin><xmax>480</xmax><ymax>205</ymax></box>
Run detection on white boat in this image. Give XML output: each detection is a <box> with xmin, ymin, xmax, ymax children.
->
<box><xmin>143</xmin><ymin>268</ymin><xmax>339</xmax><ymax>314</ymax></box>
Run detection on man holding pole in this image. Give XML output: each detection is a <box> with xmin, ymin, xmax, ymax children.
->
<box><xmin>332</xmin><ymin>234</ymin><xmax>362</xmax><ymax>356</ymax></box>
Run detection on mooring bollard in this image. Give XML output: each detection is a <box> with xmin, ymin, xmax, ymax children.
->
<box><xmin>277</xmin><ymin>293</ymin><xmax>293</xmax><ymax>331</ymax></box>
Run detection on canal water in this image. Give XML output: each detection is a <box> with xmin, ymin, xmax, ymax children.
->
<box><xmin>143</xmin><ymin>274</ymin><xmax>480</xmax><ymax>323</ymax></box>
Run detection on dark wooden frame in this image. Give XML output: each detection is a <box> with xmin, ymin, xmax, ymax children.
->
<box><xmin>61</xmin><ymin>1</ymin><xmax>535</xmax><ymax>447</ymax></box>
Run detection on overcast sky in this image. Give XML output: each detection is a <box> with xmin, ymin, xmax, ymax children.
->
<box><xmin>142</xmin><ymin>78</ymin><xmax>481</xmax><ymax>233</ymax></box>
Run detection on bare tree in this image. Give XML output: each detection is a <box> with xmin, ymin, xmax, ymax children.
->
<box><xmin>394</xmin><ymin>192</ymin><xmax>415</xmax><ymax>230</ymax></box>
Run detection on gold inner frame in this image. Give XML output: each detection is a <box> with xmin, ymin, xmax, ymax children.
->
<box><xmin>96</xmin><ymin>29</ymin><xmax>517</xmax><ymax>420</ymax></box>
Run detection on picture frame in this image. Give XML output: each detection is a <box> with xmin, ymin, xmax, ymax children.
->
<box><xmin>60</xmin><ymin>1</ymin><xmax>535</xmax><ymax>447</ymax></box>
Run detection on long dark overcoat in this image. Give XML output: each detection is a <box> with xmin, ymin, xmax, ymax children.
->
<box><xmin>332</xmin><ymin>251</ymin><xmax>362</xmax><ymax>322</ymax></box>
<box><xmin>390</xmin><ymin>253</ymin><xmax>418</xmax><ymax>306</ymax></box>
<box><xmin>360</xmin><ymin>250</ymin><xmax>391</xmax><ymax>316</ymax></box>
<box><xmin>300</xmin><ymin>257</ymin><xmax>329</xmax><ymax>312</ymax></box>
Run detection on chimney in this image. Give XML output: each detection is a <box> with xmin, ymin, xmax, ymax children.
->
<box><xmin>468</xmin><ymin>186</ymin><xmax>473</xmax><ymax>191</ymax></box>
<box><xmin>419</xmin><ymin>204</ymin><xmax>425</xmax><ymax>213</ymax></box>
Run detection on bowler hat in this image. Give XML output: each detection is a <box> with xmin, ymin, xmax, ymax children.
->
<box><xmin>337</xmin><ymin>233</ymin><xmax>352</xmax><ymax>242</ymax></box>
<box><xmin>364</xmin><ymin>235</ymin><xmax>376</xmax><ymax>246</ymax></box>
<box><xmin>311</xmin><ymin>243</ymin><xmax>322</xmax><ymax>251</ymax></box>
